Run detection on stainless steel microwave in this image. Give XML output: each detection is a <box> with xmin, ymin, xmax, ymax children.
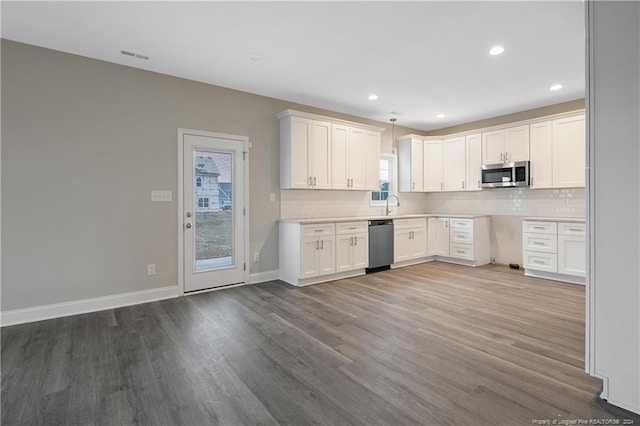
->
<box><xmin>481</xmin><ymin>161</ymin><xmax>530</xmax><ymax>188</ymax></box>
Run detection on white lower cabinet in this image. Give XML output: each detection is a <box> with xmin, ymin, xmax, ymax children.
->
<box><xmin>427</xmin><ymin>217</ymin><xmax>490</xmax><ymax>266</ymax></box>
<box><xmin>393</xmin><ymin>218</ymin><xmax>427</xmax><ymax>264</ymax></box>
<box><xmin>336</xmin><ymin>222</ymin><xmax>368</xmax><ymax>273</ymax></box>
<box><xmin>522</xmin><ymin>220</ymin><xmax>585</xmax><ymax>284</ymax></box>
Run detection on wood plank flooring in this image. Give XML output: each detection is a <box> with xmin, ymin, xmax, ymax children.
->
<box><xmin>3</xmin><ymin>262</ymin><xmax>639</xmax><ymax>425</ymax></box>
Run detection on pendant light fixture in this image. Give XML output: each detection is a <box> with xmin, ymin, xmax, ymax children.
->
<box><xmin>390</xmin><ymin>117</ymin><xmax>397</xmax><ymax>154</ymax></box>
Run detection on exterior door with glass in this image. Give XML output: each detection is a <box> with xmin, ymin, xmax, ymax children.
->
<box><xmin>180</xmin><ymin>130</ymin><xmax>246</xmax><ymax>292</ymax></box>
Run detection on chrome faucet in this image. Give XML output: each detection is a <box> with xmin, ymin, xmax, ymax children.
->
<box><xmin>386</xmin><ymin>195</ymin><xmax>400</xmax><ymax>216</ymax></box>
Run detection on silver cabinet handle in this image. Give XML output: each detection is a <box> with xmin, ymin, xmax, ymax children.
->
<box><xmin>321</xmin><ymin>240</ymin><xmax>324</xmax><ymax>250</ymax></box>
<box><xmin>531</xmin><ymin>176</ymin><xmax>534</xmax><ymax>186</ymax></box>
<box><xmin>412</xmin><ymin>182</ymin><xmax>415</xmax><ymax>190</ymax></box>
<box><xmin>533</xmin><ymin>241</ymin><xmax>545</xmax><ymax>245</ymax></box>
<box><xmin>500</xmin><ymin>153</ymin><xmax>503</xmax><ymax>162</ymax></box>
<box><xmin>440</xmin><ymin>182</ymin><xmax>443</xmax><ymax>190</ymax></box>
<box><xmin>316</xmin><ymin>240</ymin><xmax>319</xmax><ymax>249</ymax></box>
<box><xmin>185</xmin><ymin>223</ymin><xmax>192</xmax><ymax>229</ymax></box>
<box><xmin>313</xmin><ymin>177</ymin><xmax>317</xmax><ymax>186</ymax></box>
<box><xmin>462</xmin><ymin>181</ymin><xmax>465</xmax><ymax>189</ymax></box>
<box><xmin>569</xmin><ymin>228</ymin><xmax>583</xmax><ymax>232</ymax></box>
<box><xmin>309</xmin><ymin>177</ymin><xmax>312</xmax><ymax>187</ymax></box>
<box><xmin>477</xmin><ymin>180</ymin><xmax>480</xmax><ymax>188</ymax></box>
<box><xmin>505</xmin><ymin>152</ymin><xmax>509</xmax><ymax>161</ymax></box>
<box><xmin>533</xmin><ymin>226</ymin><xmax>545</xmax><ymax>230</ymax></box>
<box><xmin>532</xmin><ymin>260</ymin><xmax>545</xmax><ymax>264</ymax></box>
<box><xmin>354</xmin><ymin>237</ymin><xmax>358</xmax><ymax>246</ymax></box>
<box><xmin>350</xmin><ymin>237</ymin><xmax>353</xmax><ymax>246</ymax></box>
<box><xmin>446</xmin><ymin>220</ymin><xmax>449</xmax><ymax>228</ymax></box>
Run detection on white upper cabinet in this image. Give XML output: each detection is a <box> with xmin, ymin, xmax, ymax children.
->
<box><xmin>280</xmin><ymin>115</ymin><xmax>332</xmax><ymax>189</ymax></box>
<box><xmin>529</xmin><ymin>121</ymin><xmax>553</xmax><ymax>189</ymax></box>
<box><xmin>465</xmin><ymin>134</ymin><xmax>482</xmax><ymax>191</ymax></box>
<box><xmin>279</xmin><ymin>110</ymin><xmax>383</xmax><ymax>190</ymax></box>
<box><xmin>398</xmin><ymin>136</ymin><xmax>424</xmax><ymax>192</ymax></box>
<box><xmin>482</xmin><ymin>125</ymin><xmax>530</xmax><ymax>164</ymax></box>
<box><xmin>443</xmin><ymin>136</ymin><xmax>466</xmax><ymax>191</ymax></box>
<box><xmin>552</xmin><ymin>115</ymin><xmax>585</xmax><ymax>188</ymax></box>
<box><xmin>424</xmin><ymin>139</ymin><xmax>444</xmax><ymax>192</ymax></box>
<box><xmin>365</xmin><ymin>131</ymin><xmax>382</xmax><ymax>191</ymax></box>
<box><xmin>331</xmin><ymin>125</ymin><xmax>366</xmax><ymax>190</ymax></box>
<box><xmin>505</xmin><ymin>125</ymin><xmax>530</xmax><ymax>162</ymax></box>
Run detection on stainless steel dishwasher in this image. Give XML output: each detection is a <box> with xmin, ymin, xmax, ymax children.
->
<box><xmin>367</xmin><ymin>219</ymin><xmax>394</xmax><ymax>272</ymax></box>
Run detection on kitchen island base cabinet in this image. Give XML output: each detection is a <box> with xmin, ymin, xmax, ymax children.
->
<box><xmin>279</xmin><ymin>221</ymin><xmax>367</xmax><ymax>287</ymax></box>
<box><xmin>522</xmin><ymin>219</ymin><xmax>585</xmax><ymax>285</ymax></box>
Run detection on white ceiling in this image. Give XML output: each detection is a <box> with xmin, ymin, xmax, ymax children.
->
<box><xmin>1</xmin><ymin>1</ymin><xmax>586</xmax><ymax>131</ymax></box>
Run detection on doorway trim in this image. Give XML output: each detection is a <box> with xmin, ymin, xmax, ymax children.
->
<box><xmin>177</xmin><ymin>128</ymin><xmax>250</xmax><ymax>295</ymax></box>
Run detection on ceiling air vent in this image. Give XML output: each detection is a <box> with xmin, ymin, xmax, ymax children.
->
<box><xmin>121</xmin><ymin>50</ymin><xmax>149</xmax><ymax>60</ymax></box>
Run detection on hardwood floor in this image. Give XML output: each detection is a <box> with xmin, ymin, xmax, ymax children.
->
<box><xmin>2</xmin><ymin>262</ymin><xmax>639</xmax><ymax>425</ymax></box>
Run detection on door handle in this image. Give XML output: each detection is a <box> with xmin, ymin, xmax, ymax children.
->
<box><xmin>185</xmin><ymin>223</ymin><xmax>192</xmax><ymax>229</ymax></box>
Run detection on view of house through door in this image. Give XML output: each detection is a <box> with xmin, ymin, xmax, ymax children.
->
<box><xmin>181</xmin><ymin>130</ymin><xmax>247</xmax><ymax>292</ymax></box>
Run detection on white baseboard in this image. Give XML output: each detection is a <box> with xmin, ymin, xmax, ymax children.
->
<box><xmin>248</xmin><ymin>270</ymin><xmax>279</xmax><ymax>284</ymax></box>
<box><xmin>1</xmin><ymin>285</ymin><xmax>180</xmax><ymax>327</ymax></box>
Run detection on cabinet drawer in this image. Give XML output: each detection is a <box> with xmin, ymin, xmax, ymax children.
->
<box><xmin>394</xmin><ymin>218</ymin><xmax>426</xmax><ymax>230</ymax></box>
<box><xmin>523</xmin><ymin>221</ymin><xmax>557</xmax><ymax>235</ymax></box>
<box><xmin>523</xmin><ymin>233</ymin><xmax>557</xmax><ymax>254</ymax></box>
<box><xmin>301</xmin><ymin>223</ymin><xmax>335</xmax><ymax>237</ymax></box>
<box><xmin>558</xmin><ymin>222</ymin><xmax>586</xmax><ymax>236</ymax></box>
<box><xmin>336</xmin><ymin>221</ymin><xmax>368</xmax><ymax>234</ymax></box>
<box><xmin>450</xmin><ymin>243</ymin><xmax>474</xmax><ymax>261</ymax></box>
<box><xmin>524</xmin><ymin>251</ymin><xmax>558</xmax><ymax>273</ymax></box>
<box><xmin>449</xmin><ymin>218</ymin><xmax>473</xmax><ymax>229</ymax></box>
<box><xmin>451</xmin><ymin>228</ymin><xmax>473</xmax><ymax>244</ymax></box>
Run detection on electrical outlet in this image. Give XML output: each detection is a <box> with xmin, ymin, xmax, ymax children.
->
<box><xmin>253</xmin><ymin>252</ymin><xmax>260</xmax><ymax>263</ymax></box>
<box><xmin>147</xmin><ymin>264</ymin><xmax>156</xmax><ymax>276</ymax></box>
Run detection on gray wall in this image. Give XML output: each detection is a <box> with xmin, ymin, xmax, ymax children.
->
<box><xmin>0</xmin><ymin>40</ymin><xmax>418</xmax><ymax>311</ymax></box>
<box><xmin>588</xmin><ymin>1</ymin><xmax>640</xmax><ymax>414</ymax></box>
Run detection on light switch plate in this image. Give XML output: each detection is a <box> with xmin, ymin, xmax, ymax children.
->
<box><xmin>151</xmin><ymin>190</ymin><xmax>172</xmax><ymax>202</ymax></box>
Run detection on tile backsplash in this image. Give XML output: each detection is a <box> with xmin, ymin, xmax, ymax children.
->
<box><xmin>280</xmin><ymin>190</ymin><xmax>426</xmax><ymax>219</ymax></box>
<box><xmin>281</xmin><ymin>187</ymin><xmax>585</xmax><ymax>220</ymax></box>
<box><xmin>424</xmin><ymin>187</ymin><xmax>585</xmax><ymax>217</ymax></box>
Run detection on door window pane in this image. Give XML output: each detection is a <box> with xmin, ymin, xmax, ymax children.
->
<box><xmin>194</xmin><ymin>151</ymin><xmax>233</xmax><ymax>270</ymax></box>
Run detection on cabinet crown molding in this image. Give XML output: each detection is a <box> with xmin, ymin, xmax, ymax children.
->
<box><xmin>277</xmin><ymin>109</ymin><xmax>385</xmax><ymax>132</ymax></box>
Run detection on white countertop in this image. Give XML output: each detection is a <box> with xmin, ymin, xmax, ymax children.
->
<box><xmin>280</xmin><ymin>214</ymin><xmax>490</xmax><ymax>224</ymax></box>
<box><xmin>523</xmin><ymin>216</ymin><xmax>586</xmax><ymax>223</ymax></box>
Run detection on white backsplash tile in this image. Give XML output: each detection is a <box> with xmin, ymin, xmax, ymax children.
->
<box><xmin>423</xmin><ymin>188</ymin><xmax>585</xmax><ymax>218</ymax></box>
<box><xmin>281</xmin><ymin>188</ymin><xmax>585</xmax><ymax>220</ymax></box>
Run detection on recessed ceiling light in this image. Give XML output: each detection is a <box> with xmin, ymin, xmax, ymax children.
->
<box><xmin>249</xmin><ymin>53</ymin><xmax>263</xmax><ymax>61</ymax></box>
<box><xmin>489</xmin><ymin>46</ymin><xmax>505</xmax><ymax>56</ymax></box>
<box><xmin>436</xmin><ymin>113</ymin><xmax>445</xmax><ymax>118</ymax></box>
<box><xmin>368</xmin><ymin>94</ymin><xmax>379</xmax><ymax>101</ymax></box>
<box><xmin>550</xmin><ymin>84</ymin><xmax>563</xmax><ymax>91</ymax></box>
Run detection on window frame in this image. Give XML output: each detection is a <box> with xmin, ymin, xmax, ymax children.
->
<box><xmin>370</xmin><ymin>153</ymin><xmax>398</xmax><ymax>206</ymax></box>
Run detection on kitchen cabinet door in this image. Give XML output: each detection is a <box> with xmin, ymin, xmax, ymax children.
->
<box><xmin>423</xmin><ymin>139</ymin><xmax>444</xmax><ymax>192</ymax></box>
<box><xmin>552</xmin><ymin>115</ymin><xmax>585</xmax><ymax>188</ymax></box>
<box><xmin>427</xmin><ymin>217</ymin><xmax>437</xmax><ymax>256</ymax></box>
<box><xmin>310</xmin><ymin>120</ymin><xmax>332</xmax><ymax>189</ymax></box>
<box><xmin>331</xmin><ymin>124</ymin><xmax>349</xmax><ymax>190</ymax></box>
<box><xmin>482</xmin><ymin>130</ymin><xmax>505</xmax><ymax>165</ymax></box>
<box><xmin>529</xmin><ymin>121</ymin><xmax>553</xmax><ymax>188</ymax></box>
<box><xmin>288</xmin><ymin>116</ymin><xmax>312</xmax><ymax>188</ymax></box>
<box><xmin>394</xmin><ymin>230</ymin><xmax>412</xmax><ymax>263</ymax></box>
<box><xmin>352</xmin><ymin>234</ymin><xmax>369</xmax><ymax>269</ymax></box>
<box><xmin>558</xmin><ymin>234</ymin><xmax>586</xmax><ymax>277</ymax></box>
<box><xmin>336</xmin><ymin>234</ymin><xmax>354</xmax><ymax>273</ymax></box>
<box><xmin>505</xmin><ymin>125</ymin><xmax>530</xmax><ymax>162</ymax></box>
<box><xmin>411</xmin><ymin>227</ymin><xmax>428</xmax><ymax>258</ymax></box>
<box><xmin>435</xmin><ymin>218</ymin><xmax>450</xmax><ymax>256</ymax></box>
<box><xmin>466</xmin><ymin>134</ymin><xmax>482</xmax><ymax>191</ymax></box>
<box><xmin>365</xmin><ymin>131</ymin><xmax>382</xmax><ymax>190</ymax></box>
<box><xmin>443</xmin><ymin>136</ymin><xmax>466</xmax><ymax>191</ymax></box>
<box><xmin>300</xmin><ymin>237</ymin><xmax>319</xmax><ymax>278</ymax></box>
<box><xmin>348</xmin><ymin>127</ymin><xmax>366</xmax><ymax>190</ymax></box>
<box><xmin>410</xmin><ymin>139</ymin><xmax>424</xmax><ymax>191</ymax></box>
<box><xmin>317</xmin><ymin>236</ymin><xmax>335</xmax><ymax>276</ymax></box>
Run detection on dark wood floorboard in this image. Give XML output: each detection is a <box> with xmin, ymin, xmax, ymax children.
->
<box><xmin>3</xmin><ymin>262</ymin><xmax>640</xmax><ymax>425</ymax></box>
